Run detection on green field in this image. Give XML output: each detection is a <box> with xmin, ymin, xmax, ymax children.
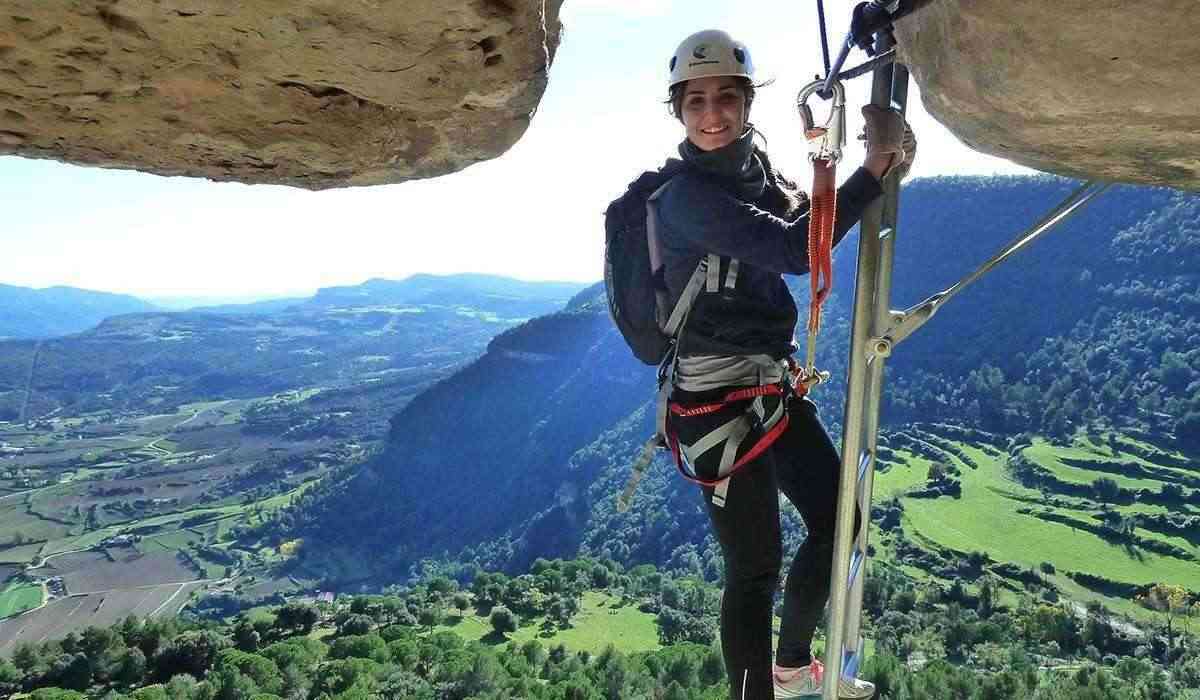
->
<box><xmin>1024</xmin><ymin>440</ymin><xmax>1166</xmax><ymax>491</ymax></box>
<box><xmin>139</xmin><ymin>530</ymin><xmax>200</xmax><ymax>553</ymax></box>
<box><xmin>0</xmin><ymin>583</ymin><xmax>43</xmax><ymax>618</ymax></box>
<box><xmin>434</xmin><ymin>591</ymin><xmax>661</xmax><ymax>655</ymax></box>
<box><xmin>873</xmin><ymin>431</ymin><xmax>1200</xmax><ymax>622</ymax></box>
<box><xmin>873</xmin><ymin>452</ymin><xmax>934</xmax><ymax>498</ymax></box>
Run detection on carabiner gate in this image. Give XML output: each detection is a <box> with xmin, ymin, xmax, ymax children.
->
<box><xmin>796</xmin><ymin>78</ymin><xmax>846</xmax><ymax>163</ymax></box>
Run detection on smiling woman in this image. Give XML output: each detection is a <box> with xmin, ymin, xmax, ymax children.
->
<box><xmin>633</xmin><ymin>28</ymin><xmax>916</xmax><ymax>700</ymax></box>
<box><xmin>679</xmin><ymin>77</ymin><xmax>751</xmax><ymax>152</ymax></box>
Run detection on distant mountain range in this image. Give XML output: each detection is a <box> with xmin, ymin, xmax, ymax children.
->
<box><xmin>0</xmin><ymin>284</ymin><xmax>156</xmax><ymax>340</ymax></box>
<box><xmin>307</xmin><ymin>275</ymin><xmax>590</xmax><ymax>317</ymax></box>
<box><xmin>0</xmin><ymin>274</ymin><xmax>588</xmax><ymax>339</ymax></box>
<box><xmin>0</xmin><ymin>274</ymin><xmax>588</xmax><ymax>421</ymax></box>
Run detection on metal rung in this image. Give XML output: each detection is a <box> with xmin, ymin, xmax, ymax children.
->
<box><xmin>856</xmin><ymin>449</ymin><xmax>872</xmax><ymax>483</ymax></box>
<box><xmin>847</xmin><ymin>548</ymin><xmax>864</xmax><ymax>588</ymax></box>
<box><xmin>844</xmin><ymin>633</ymin><xmax>864</xmax><ymax>677</ymax></box>
<box><xmin>844</xmin><ymin>653</ymin><xmax>864</xmax><ymax>677</ymax></box>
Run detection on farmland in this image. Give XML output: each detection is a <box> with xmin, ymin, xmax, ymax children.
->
<box><xmin>0</xmin><ymin>281</ymin><xmax>588</xmax><ymax>652</ymax></box>
<box><xmin>0</xmin><ymin>581</ymin><xmax>204</xmax><ymax>654</ymax></box>
<box><xmin>0</xmin><ymin>582</ymin><xmax>42</xmax><ymax>618</ymax></box>
<box><xmin>871</xmin><ymin>426</ymin><xmax>1200</xmax><ymax>621</ymax></box>
<box><xmin>0</xmin><ymin>344</ymin><xmax>466</xmax><ymax>649</ymax></box>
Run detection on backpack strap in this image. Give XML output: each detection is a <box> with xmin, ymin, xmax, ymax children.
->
<box><xmin>646</xmin><ymin>179</ymin><xmax>739</xmax><ymax>339</ymax></box>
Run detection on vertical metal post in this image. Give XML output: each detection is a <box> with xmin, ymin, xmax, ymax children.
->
<box><xmin>843</xmin><ymin>60</ymin><xmax>909</xmax><ymax>658</ymax></box>
<box><xmin>821</xmin><ymin>31</ymin><xmax>906</xmax><ymax>700</ymax></box>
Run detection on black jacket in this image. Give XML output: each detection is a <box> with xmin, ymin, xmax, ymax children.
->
<box><xmin>657</xmin><ymin>159</ymin><xmax>883</xmax><ymax>358</ymax></box>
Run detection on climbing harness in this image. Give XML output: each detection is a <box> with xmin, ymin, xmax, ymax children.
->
<box><xmin>793</xmin><ymin>78</ymin><xmax>846</xmax><ymax>397</ymax></box>
<box><xmin>666</xmin><ymin>382</ymin><xmax>789</xmax><ymax>508</ymax></box>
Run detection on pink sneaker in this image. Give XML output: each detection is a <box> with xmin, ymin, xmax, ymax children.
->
<box><xmin>773</xmin><ymin>659</ymin><xmax>876</xmax><ymax>699</ymax></box>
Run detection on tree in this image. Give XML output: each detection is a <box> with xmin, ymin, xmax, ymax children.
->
<box><xmin>1177</xmin><ymin>411</ymin><xmax>1200</xmax><ymax>452</ymax></box>
<box><xmin>489</xmin><ymin>606</ymin><xmax>518</xmax><ymax>637</ymax></box>
<box><xmin>451</xmin><ymin>593</ymin><xmax>471</xmax><ymax>619</ymax></box>
<box><xmin>47</xmin><ymin>653</ymin><xmax>92</xmax><ymax>691</ymax></box>
<box><xmin>427</xmin><ymin>576</ymin><xmax>456</xmax><ymax>595</ymax></box>
<box><xmin>1092</xmin><ymin>477</ymin><xmax>1121</xmax><ymax>502</ymax></box>
<box><xmin>417</xmin><ymin>607</ymin><xmax>443</xmax><ymax>635</ymax></box>
<box><xmin>233</xmin><ymin>618</ymin><xmax>260</xmax><ymax>652</ymax></box>
<box><xmin>663</xmin><ymin>681</ymin><xmax>689</xmax><ymax>700</ymax></box>
<box><xmin>1137</xmin><ymin>583</ymin><xmax>1189</xmax><ymax>662</ymax></box>
<box><xmin>114</xmin><ymin>648</ymin><xmax>147</xmax><ymax>687</ymax></box>
<box><xmin>338</xmin><ymin>613</ymin><xmax>374</xmax><ymax>637</ymax></box>
<box><xmin>329</xmin><ymin>634</ymin><xmax>390</xmax><ymax>664</ymax></box>
<box><xmin>30</xmin><ymin>691</ymin><xmax>87</xmax><ymax>700</ymax></box>
<box><xmin>211</xmin><ymin>665</ymin><xmax>259</xmax><ymax>700</ymax></box>
<box><xmin>273</xmin><ymin>602</ymin><xmax>318</xmax><ymax>636</ymax></box>
<box><xmin>214</xmin><ymin>648</ymin><xmax>284</xmax><ymax>696</ymax></box>
<box><xmin>154</xmin><ymin>630</ymin><xmax>230</xmax><ymax>679</ymax></box>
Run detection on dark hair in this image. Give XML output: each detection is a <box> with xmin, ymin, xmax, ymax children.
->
<box><xmin>667</xmin><ymin>77</ymin><xmax>768</xmax><ymax>122</ymax></box>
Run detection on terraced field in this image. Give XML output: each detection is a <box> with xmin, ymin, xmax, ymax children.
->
<box><xmin>872</xmin><ymin>429</ymin><xmax>1200</xmax><ymax>619</ymax></box>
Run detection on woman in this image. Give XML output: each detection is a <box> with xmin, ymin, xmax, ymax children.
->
<box><xmin>655</xmin><ymin>30</ymin><xmax>914</xmax><ymax>699</ymax></box>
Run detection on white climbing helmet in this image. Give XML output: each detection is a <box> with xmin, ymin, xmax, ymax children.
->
<box><xmin>668</xmin><ymin>29</ymin><xmax>754</xmax><ymax>89</ymax></box>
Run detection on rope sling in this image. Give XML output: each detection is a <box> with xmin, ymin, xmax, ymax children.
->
<box><xmin>794</xmin><ymin>78</ymin><xmax>846</xmax><ymax>395</ymax></box>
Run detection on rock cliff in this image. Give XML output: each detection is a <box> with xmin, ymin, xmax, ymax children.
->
<box><xmin>896</xmin><ymin>0</ymin><xmax>1199</xmax><ymax>190</ymax></box>
<box><xmin>3</xmin><ymin>1</ymin><xmax>1198</xmax><ymax>191</ymax></box>
<box><xmin>0</xmin><ymin>0</ymin><xmax>562</xmax><ymax>189</ymax></box>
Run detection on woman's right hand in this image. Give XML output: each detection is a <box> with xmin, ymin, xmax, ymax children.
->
<box><xmin>860</xmin><ymin>105</ymin><xmax>914</xmax><ymax>181</ymax></box>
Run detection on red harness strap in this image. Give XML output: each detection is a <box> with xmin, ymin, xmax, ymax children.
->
<box><xmin>668</xmin><ymin>384</ymin><xmax>783</xmax><ymax>417</ymax></box>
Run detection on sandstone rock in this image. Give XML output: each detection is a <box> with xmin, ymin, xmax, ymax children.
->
<box><xmin>896</xmin><ymin>0</ymin><xmax>1200</xmax><ymax>190</ymax></box>
<box><xmin>0</xmin><ymin>0</ymin><xmax>562</xmax><ymax>189</ymax></box>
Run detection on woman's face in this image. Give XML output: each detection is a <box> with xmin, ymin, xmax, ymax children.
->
<box><xmin>680</xmin><ymin>76</ymin><xmax>747</xmax><ymax>152</ymax></box>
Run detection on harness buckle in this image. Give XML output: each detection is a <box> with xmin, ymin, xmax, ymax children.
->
<box><xmin>797</xmin><ymin>78</ymin><xmax>846</xmax><ymax>163</ymax></box>
<box><xmin>786</xmin><ymin>356</ymin><xmax>831</xmax><ymax>397</ymax></box>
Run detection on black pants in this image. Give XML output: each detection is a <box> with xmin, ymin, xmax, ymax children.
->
<box><xmin>671</xmin><ymin>391</ymin><xmax>862</xmax><ymax>700</ymax></box>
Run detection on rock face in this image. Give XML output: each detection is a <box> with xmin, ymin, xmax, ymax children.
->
<box><xmin>4</xmin><ymin>1</ymin><xmax>1197</xmax><ymax>192</ymax></box>
<box><xmin>896</xmin><ymin>0</ymin><xmax>1200</xmax><ymax>190</ymax></box>
<box><xmin>0</xmin><ymin>0</ymin><xmax>562</xmax><ymax>189</ymax></box>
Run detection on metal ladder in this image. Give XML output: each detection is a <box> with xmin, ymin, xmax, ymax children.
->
<box><xmin>819</xmin><ymin>33</ymin><xmax>1110</xmax><ymax>700</ymax></box>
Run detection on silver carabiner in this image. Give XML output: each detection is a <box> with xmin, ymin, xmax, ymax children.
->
<box><xmin>796</xmin><ymin>78</ymin><xmax>846</xmax><ymax>163</ymax></box>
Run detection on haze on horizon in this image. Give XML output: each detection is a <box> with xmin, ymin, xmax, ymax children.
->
<box><xmin>0</xmin><ymin>0</ymin><xmax>1034</xmax><ymax>302</ymax></box>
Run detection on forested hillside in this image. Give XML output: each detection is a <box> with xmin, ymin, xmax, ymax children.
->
<box><xmin>878</xmin><ymin>179</ymin><xmax>1200</xmax><ymax>440</ymax></box>
<box><xmin>0</xmin><ymin>285</ymin><xmax>155</xmax><ymax>340</ymax></box>
<box><xmin>6</xmin><ymin>557</ymin><xmax>1198</xmax><ymax>699</ymax></box>
<box><xmin>270</xmin><ymin>177</ymin><xmax>1200</xmax><ymax>591</ymax></box>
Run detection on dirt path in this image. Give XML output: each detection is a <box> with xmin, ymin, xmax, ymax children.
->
<box><xmin>149</xmin><ymin>581</ymin><xmax>190</xmax><ymax>616</ymax></box>
<box><xmin>142</xmin><ymin>400</ymin><xmax>233</xmax><ymax>455</ymax></box>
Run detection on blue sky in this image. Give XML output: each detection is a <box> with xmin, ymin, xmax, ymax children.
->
<box><xmin>0</xmin><ymin>0</ymin><xmax>1032</xmax><ymax>301</ymax></box>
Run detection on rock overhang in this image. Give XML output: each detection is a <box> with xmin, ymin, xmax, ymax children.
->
<box><xmin>2</xmin><ymin>1</ymin><xmax>1199</xmax><ymax>192</ymax></box>
<box><xmin>895</xmin><ymin>0</ymin><xmax>1200</xmax><ymax>191</ymax></box>
<box><xmin>0</xmin><ymin>0</ymin><xmax>563</xmax><ymax>190</ymax></box>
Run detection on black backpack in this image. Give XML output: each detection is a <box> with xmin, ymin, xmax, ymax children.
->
<box><xmin>604</xmin><ymin>161</ymin><xmax>717</xmax><ymax>365</ymax></box>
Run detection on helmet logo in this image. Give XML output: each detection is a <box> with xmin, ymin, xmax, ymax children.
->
<box><xmin>692</xmin><ymin>44</ymin><xmax>709</xmax><ymax>60</ymax></box>
<box><xmin>733</xmin><ymin>48</ymin><xmax>746</xmax><ymax>64</ymax></box>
